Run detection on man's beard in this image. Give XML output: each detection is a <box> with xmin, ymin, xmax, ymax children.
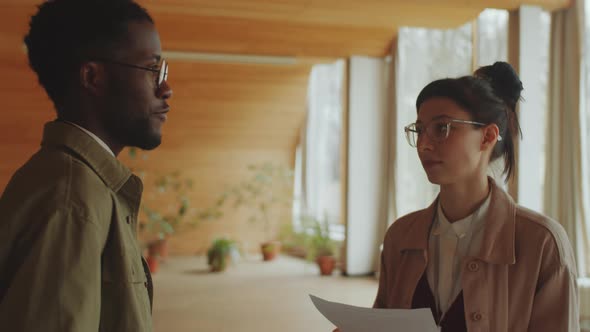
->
<box><xmin>103</xmin><ymin>105</ymin><xmax>162</xmax><ymax>151</ymax></box>
<box><xmin>103</xmin><ymin>81</ymin><xmax>163</xmax><ymax>151</ymax></box>
<box><xmin>123</xmin><ymin>115</ymin><xmax>162</xmax><ymax>150</ymax></box>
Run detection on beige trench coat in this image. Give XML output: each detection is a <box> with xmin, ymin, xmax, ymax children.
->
<box><xmin>374</xmin><ymin>178</ymin><xmax>579</xmax><ymax>332</ymax></box>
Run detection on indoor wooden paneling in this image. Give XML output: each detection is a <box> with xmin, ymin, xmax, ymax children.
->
<box><xmin>141</xmin><ymin>0</ymin><xmax>567</xmax><ymax>56</ymax></box>
<box><xmin>154</xmin><ymin>13</ymin><xmax>395</xmax><ymax>57</ymax></box>
<box><xmin>117</xmin><ymin>61</ymin><xmax>311</xmax><ymax>255</ymax></box>
<box><xmin>2</xmin><ymin>0</ymin><xmax>570</xmax><ymax>60</ymax></box>
<box><xmin>139</xmin><ymin>0</ymin><xmax>569</xmax><ymax>26</ymax></box>
<box><xmin>162</xmin><ymin>61</ymin><xmax>309</xmax><ymax>151</ymax></box>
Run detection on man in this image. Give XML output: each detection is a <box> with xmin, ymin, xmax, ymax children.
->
<box><xmin>0</xmin><ymin>0</ymin><xmax>172</xmax><ymax>331</ymax></box>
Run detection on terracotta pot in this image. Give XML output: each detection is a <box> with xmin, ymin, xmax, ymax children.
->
<box><xmin>316</xmin><ymin>255</ymin><xmax>336</xmax><ymax>276</ymax></box>
<box><xmin>147</xmin><ymin>255</ymin><xmax>159</xmax><ymax>273</ymax></box>
<box><xmin>260</xmin><ymin>241</ymin><xmax>281</xmax><ymax>261</ymax></box>
<box><xmin>147</xmin><ymin>238</ymin><xmax>168</xmax><ymax>261</ymax></box>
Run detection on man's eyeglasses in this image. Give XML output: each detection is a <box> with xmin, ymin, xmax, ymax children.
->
<box><xmin>94</xmin><ymin>58</ymin><xmax>169</xmax><ymax>88</ymax></box>
<box><xmin>404</xmin><ymin>118</ymin><xmax>502</xmax><ymax>147</ymax></box>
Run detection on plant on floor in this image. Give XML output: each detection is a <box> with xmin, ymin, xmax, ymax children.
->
<box><xmin>278</xmin><ymin>221</ymin><xmax>310</xmax><ymax>259</ymax></box>
<box><xmin>143</xmin><ymin>171</ymin><xmax>194</xmax><ymax>237</ymax></box>
<box><xmin>141</xmin><ymin>169</ymin><xmax>196</xmax><ymax>263</ymax></box>
<box><xmin>302</xmin><ymin>215</ymin><xmax>338</xmax><ymax>276</ymax></box>
<box><xmin>127</xmin><ymin>148</ymin><xmax>221</xmax><ymax>263</ymax></box>
<box><xmin>210</xmin><ymin>162</ymin><xmax>294</xmax><ymax>261</ymax></box>
<box><xmin>207</xmin><ymin>238</ymin><xmax>237</xmax><ymax>272</ymax></box>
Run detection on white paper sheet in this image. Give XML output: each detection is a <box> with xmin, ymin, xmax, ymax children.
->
<box><xmin>309</xmin><ymin>294</ymin><xmax>439</xmax><ymax>332</ymax></box>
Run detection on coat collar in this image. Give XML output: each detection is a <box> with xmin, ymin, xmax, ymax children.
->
<box><xmin>41</xmin><ymin>120</ymin><xmax>132</xmax><ymax>192</ymax></box>
<box><xmin>397</xmin><ymin>177</ymin><xmax>516</xmax><ymax>265</ymax></box>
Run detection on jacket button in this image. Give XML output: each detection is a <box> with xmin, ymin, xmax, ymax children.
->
<box><xmin>471</xmin><ymin>312</ymin><xmax>483</xmax><ymax>321</ymax></box>
<box><xmin>126</xmin><ymin>216</ymin><xmax>131</xmax><ymax>224</ymax></box>
<box><xmin>467</xmin><ymin>261</ymin><xmax>479</xmax><ymax>272</ymax></box>
<box><xmin>144</xmin><ymin>281</ymin><xmax>148</xmax><ymax>288</ymax></box>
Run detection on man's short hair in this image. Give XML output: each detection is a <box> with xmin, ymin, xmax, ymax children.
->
<box><xmin>24</xmin><ymin>0</ymin><xmax>154</xmax><ymax>109</ymax></box>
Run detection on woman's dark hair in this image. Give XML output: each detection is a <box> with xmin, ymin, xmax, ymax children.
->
<box><xmin>415</xmin><ymin>61</ymin><xmax>523</xmax><ymax>181</ymax></box>
<box><xmin>24</xmin><ymin>0</ymin><xmax>154</xmax><ymax>110</ymax></box>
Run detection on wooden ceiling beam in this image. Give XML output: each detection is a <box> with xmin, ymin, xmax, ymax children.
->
<box><xmin>154</xmin><ymin>13</ymin><xmax>397</xmax><ymax>57</ymax></box>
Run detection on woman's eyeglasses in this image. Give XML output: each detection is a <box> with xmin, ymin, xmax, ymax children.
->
<box><xmin>404</xmin><ymin>118</ymin><xmax>502</xmax><ymax>147</ymax></box>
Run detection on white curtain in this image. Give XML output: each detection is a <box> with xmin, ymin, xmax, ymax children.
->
<box><xmin>546</xmin><ymin>0</ymin><xmax>589</xmax><ymax>276</ymax></box>
<box><xmin>301</xmin><ymin>60</ymin><xmax>345</xmax><ymax>228</ymax></box>
<box><xmin>546</xmin><ymin>0</ymin><xmax>590</xmax><ymax>320</ymax></box>
<box><xmin>517</xmin><ymin>6</ymin><xmax>552</xmax><ymax>213</ymax></box>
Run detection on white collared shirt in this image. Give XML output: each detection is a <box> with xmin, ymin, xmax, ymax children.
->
<box><xmin>427</xmin><ymin>193</ymin><xmax>491</xmax><ymax>316</ymax></box>
<box><xmin>62</xmin><ymin>121</ymin><xmax>115</xmax><ymax>157</ymax></box>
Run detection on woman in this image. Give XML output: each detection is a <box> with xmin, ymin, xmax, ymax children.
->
<box><xmin>371</xmin><ymin>62</ymin><xmax>579</xmax><ymax>331</ymax></box>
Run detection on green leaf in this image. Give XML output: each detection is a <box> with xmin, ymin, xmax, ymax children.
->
<box><xmin>162</xmin><ymin>222</ymin><xmax>174</xmax><ymax>234</ymax></box>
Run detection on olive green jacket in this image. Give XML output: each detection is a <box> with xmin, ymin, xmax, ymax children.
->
<box><xmin>0</xmin><ymin>121</ymin><xmax>153</xmax><ymax>331</ymax></box>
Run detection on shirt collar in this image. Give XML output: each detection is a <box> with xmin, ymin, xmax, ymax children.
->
<box><xmin>433</xmin><ymin>190</ymin><xmax>492</xmax><ymax>239</ymax></box>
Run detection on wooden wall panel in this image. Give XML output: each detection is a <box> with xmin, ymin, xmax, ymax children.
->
<box><xmin>155</xmin><ymin>13</ymin><xmax>397</xmax><ymax>57</ymax></box>
<box><xmin>121</xmin><ymin>61</ymin><xmax>311</xmax><ymax>255</ymax></box>
<box><xmin>140</xmin><ymin>0</ymin><xmax>568</xmax><ymax>26</ymax></box>
<box><xmin>1</xmin><ymin>0</ymin><xmax>569</xmax><ymax>60</ymax></box>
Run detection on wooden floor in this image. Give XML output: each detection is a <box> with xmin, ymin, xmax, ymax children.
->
<box><xmin>152</xmin><ymin>255</ymin><xmax>378</xmax><ymax>332</ymax></box>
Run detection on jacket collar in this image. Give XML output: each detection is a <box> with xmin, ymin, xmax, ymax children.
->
<box><xmin>398</xmin><ymin>177</ymin><xmax>516</xmax><ymax>265</ymax></box>
<box><xmin>41</xmin><ymin>120</ymin><xmax>132</xmax><ymax>192</ymax></box>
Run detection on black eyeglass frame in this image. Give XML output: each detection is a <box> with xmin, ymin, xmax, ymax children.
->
<box><xmin>93</xmin><ymin>58</ymin><xmax>169</xmax><ymax>88</ymax></box>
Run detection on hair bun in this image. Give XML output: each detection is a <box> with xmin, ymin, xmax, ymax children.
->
<box><xmin>474</xmin><ymin>61</ymin><xmax>523</xmax><ymax>109</ymax></box>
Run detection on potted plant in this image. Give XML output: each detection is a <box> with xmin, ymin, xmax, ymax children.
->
<box><xmin>278</xmin><ymin>221</ymin><xmax>309</xmax><ymax>259</ymax></box>
<box><xmin>303</xmin><ymin>216</ymin><xmax>337</xmax><ymax>276</ymax></box>
<box><xmin>126</xmin><ymin>148</ymin><xmax>208</xmax><ymax>265</ymax></box>
<box><xmin>126</xmin><ymin>148</ymin><xmax>226</xmax><ymax>273</ymax></box>
<box><xmin>213</xmin><ymin>162</ymin><xmax>294</xmax><ymax>261</ymax></box>
<box><xmin>207</xmin><ymin>238</ymin><xmax>237</xmax><ymax>272</ymax></box>
<box><xmin>141</xmin><ymin>171</ymin><xmax>194</xmax><ymax>261</ymax></box>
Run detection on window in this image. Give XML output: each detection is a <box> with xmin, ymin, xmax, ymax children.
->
<box><xmin>395</xmin><ymin>23</ymin><xmax>473</xmax><ymax>219</ymax></box>
<box><xmin>297</xmin><ymin>60</ymin><xmax>345</xmax><ymax>232</ymax></box>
